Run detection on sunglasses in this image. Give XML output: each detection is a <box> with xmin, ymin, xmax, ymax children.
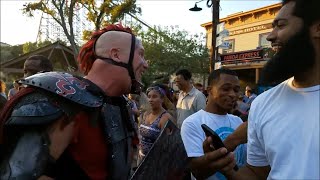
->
<box><xmin>146</xmin><ymin>86</ymin><xmax>165</xmax><ymax>96</ymax></box>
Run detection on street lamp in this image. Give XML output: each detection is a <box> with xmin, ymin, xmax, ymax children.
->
<box><xmin>190</xmin><ymin>0</ymin><xmax>220</xmax><ymax>72</ymax></box>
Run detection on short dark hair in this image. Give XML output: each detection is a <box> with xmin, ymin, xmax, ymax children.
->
<box><xmin>26</xmin><ymin>55</ymin><xmax>53</xmax><ymax>72</ymax></box>
<box><xmin>208</xmin><ymin>68</ymin><xmax>237</xmax><ymax>87</ymax></box>
<box><xmin>176</xmin><ymin>69</ymin><xmax>192</xmax><ymax>81</ymax></box>
<box><xmin>194</xmin><ymin>83</ymin><xmax>203</xmax><ymax>88</ymax></box>
<box><xmin>283</xmin><ymin>0</ymin><xmax>320</xmax><ymax>26</ymax></box>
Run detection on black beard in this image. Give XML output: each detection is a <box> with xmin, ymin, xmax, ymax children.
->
<box><xmin>260</xmin><ymin>27</ymin><xmax>316</xmax><ymax>85</ymax></box>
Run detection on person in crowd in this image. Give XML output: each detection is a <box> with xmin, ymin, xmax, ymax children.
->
<box><xmin>243</xmin><ymin>86</ymin><xmax>257</xmax><ymax>106</ymax></box>
<box><xmin>172</xmin><ymin>90</ymin><xmax>180</xmax><ymax>107</ymax></box>
<box><xmin>153</xmin><ymin>83</ymin><xmax>177</xmax><ymax>118</ymax></box>
<box><xmin>127</xmin><ymin>93</ymin><xmax>140</xmax><ymax>122</ymax></box>
<box><xmin>23</xmin><ymin>55</ymin><xmax>53</xmax><ymax>77</ymax></box>
<box><xmin>203</xmin><ymin>89</ymin><xmax>209</xmax><ymax>98</ymax></box>
<box><xmin>232</xmin><ymin>93</ymin><xmax>249</xmax><ymax>122</ymax></box>
<box><xmin>16</xmin><ymin>55</ymin><xmax>54</xmax><ymax>91</ymax></box>
<box><xmin>181</xmin><ymin>69</ymin><xmax>246</xmax><ymax>180</ymax></box>
<box><xmin>138</xmin><ymin>86</ymin><xmax>175</xmax><ymax>164</ymax></box>
<box><xmin>138</xmin><ymin>92</ymin><xmax>151</xmax><ymax>118</ymax></box>
<box><xmin>175</xmin><ymin>69</ymin><xmax>206</xmax><ymax>128</ymax></box>
<box><xmin>0</xmin><ymin>24</ymin><xmax>148</xmax><ymax>179</ymax></box>
<box><xmin>0</xmin><ymin>80</ymin><xmax>7</xmax><ymax>99</ymax></box>
<box><xmin>0</xmin><ymin>94</ymin><xmax>7</xmax><ymax>113</ymax></box>
<box><xmin>126</xmin><ymin>93</ymin><xmax>141</xmax><ymax>172</ymax></box>
<box><xmin>200</xmin><ymin>0</ymin><xmax>319</xmax><ymax>179</ymax></box>
<box><xmin>159</xmin><ymin>77</ymin><xmax>175</xmax><ymax>103</ymax></box>
<box><xmin>7</xmin><ymin>80</ymin><xmax>19</xmax><ymax>100</ymax></box>
<box><xmin>194</xmin><ymin>83</ymin><xmax>204</xmax><ymax>94</ymax></box>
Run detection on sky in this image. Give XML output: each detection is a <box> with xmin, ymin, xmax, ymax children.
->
<box><xmin>0</xmin><ymin>0</ymin><xmax>280</xmax><ymax>46</ymax></box>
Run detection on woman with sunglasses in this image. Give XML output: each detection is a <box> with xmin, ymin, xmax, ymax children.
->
<box><xmin>138</xmin><ymin>86</ymin><xmax>175</xmax><ymax>164</ymax></box>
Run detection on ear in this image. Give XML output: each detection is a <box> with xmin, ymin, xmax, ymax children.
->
<box><xmin>310</xmin><ymin>20</ymin><xmax>320</xmax><ymax>38</ymax></box>
<box><xmin>110</xmin><ymin>48</ymin><xmax>121</xmax><ymax>62</ymax></box>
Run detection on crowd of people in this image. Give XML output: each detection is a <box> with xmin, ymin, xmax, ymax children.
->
<box><xmin>0</xmin><ymin>0</ymin><xmax>319</xmax><ymax>179</ymax></box>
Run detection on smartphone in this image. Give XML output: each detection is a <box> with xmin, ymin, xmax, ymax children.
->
<box><xmin>201</xmin><ymin>124</ymin><xmax>239</xmax><ymax>171</ymax></box>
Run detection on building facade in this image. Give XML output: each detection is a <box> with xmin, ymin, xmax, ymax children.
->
<box><xmin>201</xmin><ymin>3</ymin><xmax>281</xmax><ymax>93</ymax></box>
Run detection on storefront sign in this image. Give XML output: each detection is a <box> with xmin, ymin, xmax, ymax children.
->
<box><xmin>221</xmin><ymin>49</ymin><xmax>263</xmax><ymax>62</ymax></box>
<box><xmin>229</xmin><ymin>23</ymin><xmax>272</xmax><ymax>36</ymax></box>
<box><xmin>220</xmin><ymin>48</ymin><xmax>276</xmax><ymax>65</ymax></box>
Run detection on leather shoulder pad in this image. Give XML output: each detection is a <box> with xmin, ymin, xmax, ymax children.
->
<box><xmin>19</xmin><ymin>72</ymin><xmax>103</xmax><ymax>108</ymax></box>
<box><xmin>6</xmin><ymin>102</ymin><xmax>63</xmax><ymax>125</ymax></box>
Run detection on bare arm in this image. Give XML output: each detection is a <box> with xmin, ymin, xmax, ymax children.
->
<box><xmin>159</xmin><ymin>113</ymin><xmax>175</xmax><ymax>129</ymax></box>
<box><xmin>224</xmin><ymin>164</ymin><xmax>270</xmax><ymax>180</ymax></box>
<box><xmin>224</xmin><ymin>121</ymin><xmax>248</xmax><ymax>152</ymax></box>
<box><xmin>47</xmin><ymin>116</ymin><xmax>75</xmax><ymax>159</ymax></box>
<box><xmin>37</xmin><ymin>116</ymin><xmax>75</xmax><ymax>180</ymax></box>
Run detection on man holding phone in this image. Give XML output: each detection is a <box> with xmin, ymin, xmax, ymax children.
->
<box><xmin>202</xmin><ymin>0</ymin><xmax>320</xmax><ymax>179</ymax></box>
<box><xmin>181</xmin><ymin>69</ymin><xmax>246</xmax><ymax>180</ymax></box>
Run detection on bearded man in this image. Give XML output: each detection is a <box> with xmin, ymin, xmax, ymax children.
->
<box><xmin>195</xmin><ymin>0</ymin><xmax>320</xmax><ymax>179</ymax></box>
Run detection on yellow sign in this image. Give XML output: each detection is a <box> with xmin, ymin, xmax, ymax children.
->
<box><xmin>229</xmin><ymin>23</ymin><xmax>272</xmax><ymax>36</ymax></box>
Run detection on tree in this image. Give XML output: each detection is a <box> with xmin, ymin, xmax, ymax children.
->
<box><xmin>22</xmin><ymin>42</ymin><xmax>38</xmax><ymax>54</ymax></box>
<box><xmin>22</xmin><ymin>40</ymin><xmax>53</xmax><ymax>54</ymax></box>
<box><xmin>23</xmin><ymin>0</ymin><xmax>79</xmax><ymax>58</ymax></box>
<box><xmin>137</xmin><ymin>25</ymin><xmax>209</xmax><ymax>87</ymax></box>
<box><xmin>80</xmin><ymin>0</ymin><xmax>141</xmax><ymax>40</ymax></box>
<box><xmin>37</xmin><ymin>40</ymin><xmax>54</xmax><ymax>48</ymax></box>
<box><xmin>22</xmin><ymin>0</ymin><xmax>141</xmax><ymax>57</ymax></box>
<box><xmin>0</xmin><ymin>45</ymin><xmax>24</xmax><ymax>63</ymax></box>
<box><xmin>0</xmin><ymin>40</ymin><xmax>54</xmax><ymax>63</ymax></box>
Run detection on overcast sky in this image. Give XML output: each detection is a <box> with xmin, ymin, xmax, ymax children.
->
<box><xmin>0</xmin><ymin>0</ymin><xmax>280</xmax><ymax>45</ymax></box>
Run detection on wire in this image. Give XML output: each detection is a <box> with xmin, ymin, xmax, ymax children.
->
<box><xmin>196</xmin><ymin>0</ymin><xmax>206</xmax><ymax>3</ymax></box>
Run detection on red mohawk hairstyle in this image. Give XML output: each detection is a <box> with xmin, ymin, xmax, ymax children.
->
<box><xmin>77</xmin><ymin>24</ymin><xmax>133</xmax><ymax>75</ymax></box>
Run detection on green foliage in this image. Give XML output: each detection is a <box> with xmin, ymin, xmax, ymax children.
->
<box><xmin>22</xmin><ymin>0</ymin><xmax>141</xmax><ymax>56</ymax></box>
<box><xmin>82</xmin><ymin>30</ymin><xmax>93</xmax><ymax>41</ymax></box>
<box><xmin>37</xmin><ymin>40</ymin><xmax>53</xmax><ymax>47</ymax></box>
<box><xmin>22</xmin><ymin>0</ymin><xmax>79</xmax><ymax>56</ymax></box>
<box><xmin>80</xmin><ymin>0</ymin><xmax>141</xmax><ymax>41</ymax></box>
<box><xmin>20</xmin><ymin>0</ymin><xmax>207</xmax><ymax>87</ymax></box>
<box><xmin>136</xmin><ymin>25</ymin><xmax>209</xmax><ymax>87</ymax></box>
<box><xmin>0</xmin><ymin>45</ymin><xmax>23</xmax><ymax>62</ymax></box>
<box><xmin>22</xmin><ymin>40</ymin><xmax>53</xmax><ymax>54</ymax></box>
<box><xmin>23</xmin><ymin>42</ymin><xmax>37</xmax><ymax>54</ymax></box>
<box><xmin>0</xmin><ymin>40</ymin><xmax>53</xmax><ymax>63</ymax></box>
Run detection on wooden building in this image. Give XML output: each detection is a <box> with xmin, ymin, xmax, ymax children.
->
<box><xmin>0</xmin><ymin>41</ymin><xmax>78</xmax><ymax>83</ymax></box>
<box><xmin>201</xmin><ymin>3</ymin><xmax>281</xmax><ymax>92</ymax></box>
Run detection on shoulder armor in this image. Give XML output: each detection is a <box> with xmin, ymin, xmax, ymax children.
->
<box><xmin>6</xmin><ymin>100</ymin><xmax>63</xmax><ymax>125</ymax></box>
<box><xmin>19</xmin><ymin>72</ymin><xmax>103</xmax><ymax>107</ymax></box>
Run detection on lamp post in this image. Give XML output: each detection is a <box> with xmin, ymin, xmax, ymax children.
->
<box><xmin>190</xmin><ymin>0</ymin><xmax>220</xmax><ymax>72</ymax></box>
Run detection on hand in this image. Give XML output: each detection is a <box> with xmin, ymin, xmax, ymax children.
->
<box><xmin>47</xmin><ymin>116</ymin><xmax>75</xmax><ymax>160</ymax></box>
<box><xmin>203</xmin><ymin>136</ymin><xmax>237</xmax><ymax>174</ymax></box>
<box><xmin>38</xmin><ymin>175</ymin><xmax>54</xmax><ymax>180</ymax></box>
<box><xmin>132</xmin><ymin>109</ymin><xmax>140</xmax><ymax>116</ymax></box>
<box><xmin>190</xmin><ymin>137</ymin><xmax>236</xmax><ymax>179</ymax></box>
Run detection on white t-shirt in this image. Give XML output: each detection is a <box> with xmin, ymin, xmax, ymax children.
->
<box><xmin>248</xmin><ymin>77</ymin><xmax>320</xmax><ymax>180</ymax></box>
<box><xmin>181</xmin><ymin>110</ymin><xmax>247</xmax><ymax>180</ymax></box>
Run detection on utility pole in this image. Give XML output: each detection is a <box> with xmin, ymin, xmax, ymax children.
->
<box><xmin>190</xmin><ymin>0</ymin><xmax>220</xmax><ymax>72</ymax></box>
<box><xmin>210</xmin><ymin>0</ymin><xmax>220</xmax><ymax>72</ymax></box>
